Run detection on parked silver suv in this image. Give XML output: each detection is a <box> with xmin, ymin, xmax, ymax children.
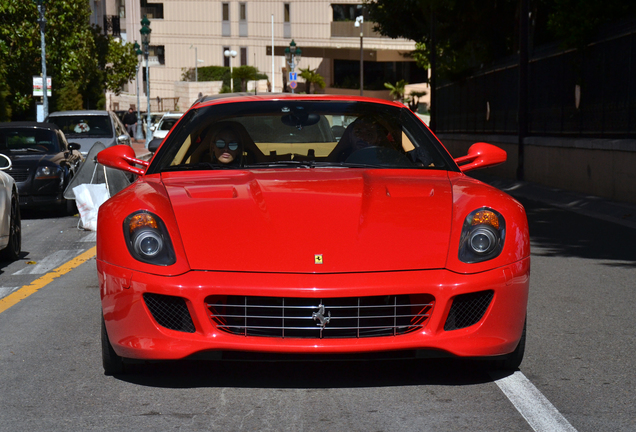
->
<box><xmin>46</xmin><ymin>110</ymin><xmax>131</xmax><ymax>156</ymax></box>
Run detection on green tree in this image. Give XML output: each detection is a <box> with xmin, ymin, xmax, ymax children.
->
<box><xmin>384</xmin><ymin>79</ymin><xmax>407</xmax><ymax>103</ymax></box>
<box><xmin>232</xmin><ymin>66</ymin><xmax>259</xmax><ymax>92</ymax></box>
<box><xmin>299</xmin><ymin>67</ymin><xmax>326</xmax><ymax>94</ymax></box>
<box><xmin>56</xmin><ymin>81</ymin><xmax>84</xmax><ymax>111</ymax></box>
<box><xmin>0</xmin><ymin>0</ymin><xmax>137</xmax><ymax>119</ymax></box>
<box><xmin>406</xmin><ymin>90</ymin><xmax>427</xmax><ymax>112</ymax></box>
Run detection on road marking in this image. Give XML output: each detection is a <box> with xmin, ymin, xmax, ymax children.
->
<box><xmin>12</xmin><ymin>249</ymin><xmax>85</xmax><ymax>275</ymax></box>
<box><xmin>0</xmin><ymin>287</ymin><xmax>19</xmax><ymax>300</ymax></box>
<box><xmin>0</xmin><ymin>247</ymin><xmax>96</xmax><ymax>315</ymax></box>
<box><xmin>491</xmin><ymin>371</ymin><xmax>578</xmax><ymax>432</ymax></box>
<box><xmin>80</xmin><ymin>232</ymin><xmax>97</xmax><ymax>242</ymax></box>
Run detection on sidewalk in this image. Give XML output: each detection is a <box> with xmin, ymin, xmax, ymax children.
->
<box><xmin>472</xmin><ymin>173</ymin><xmax>636</xmax><ymax>230</ymax></box>
<box><xmin>131</xmin><ymin>140</ymin><xmax>152</xmax><ymax>161</ymax></box>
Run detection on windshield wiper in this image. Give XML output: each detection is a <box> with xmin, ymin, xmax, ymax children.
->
<box><xmin>244</xmin><ymin>161</ymin><xmax>314</xmax><ymax>168</ymax></box>
<box><xmin>17</xmin><ymin>147</ymin><xmax>47</xmax><ymax>153</ymax></box>
<box><xmin>160</xmin><ymin>162</ymin><xmax>225</xmax><ymax>172</ymax></box>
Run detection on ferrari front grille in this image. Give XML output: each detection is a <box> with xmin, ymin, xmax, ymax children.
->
<box><xmin>206</xmin><ymin>295</ymin><xmax>434</xmax><ymax>339</ymax></box>
<box><xmin>443</xmin><ymin>290</ymin><xmax>494</xmax><ymax>331</ymax></box>
<box><xmin>143</xmin><ymin>293</ymin><xmax>196</xmax><ymax>333</ymax></box>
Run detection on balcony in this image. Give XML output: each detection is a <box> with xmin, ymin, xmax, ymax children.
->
<box><xmin>103</xmin><ymin>16</ymin><xmax>121</xmax><ymax>37</ymax></box>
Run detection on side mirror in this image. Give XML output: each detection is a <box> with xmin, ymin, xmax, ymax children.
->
<box><xmin>454</xmin><ymin>142</ymin><xmax>506</xmax><ymax>172</ymax></box>
<box><xmin>150</xmin><ymin>125</ymin><xmax>156</xmax><ymax>131</ymax></box>
<box><xmin>97</xmin><ymin>145</ymin><xmax>149</xmax><ymax>176</ymax></box>
<box><xmin>68</xmin><ymin>142</ymin><xmax>81</xmax><ymax>151</ymax></box>
<box><xmin>117</xmin><ymin>134</ymin><xmax>130</xmax><ymax>144</ymax></box>
<box><xmin>0</xmin><ymin>153</ymin><xmax>12</xmax><ymax>170</ymax></box>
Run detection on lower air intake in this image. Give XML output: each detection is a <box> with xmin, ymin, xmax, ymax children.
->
<box><xmin>444</xmin><ymin>290</ymin><xmax>494</xmax><ymax>331</ymax></box>
<box><xmin>143</xmin><ymin>293</ymin><xmax>196</xmax><ymax>333</ymax></box>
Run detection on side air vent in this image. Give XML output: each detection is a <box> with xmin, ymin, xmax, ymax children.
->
<box><xmin>444</xmin><ymin>290</ymin><xmax>494</xmax><ymax>331</ymax></box>
<box><xmin>143</xmin><ymin>293</ymin><xmax>196</xmax><ymax>333</ymax></box>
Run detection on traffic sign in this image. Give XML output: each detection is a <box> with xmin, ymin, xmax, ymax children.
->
<box><xmin>289</xmin><ymin>81</ymin><xmax>298</xmax><ymax>89</ymax></box>
<box><xmin>289</xmin><ymin>72</ymin><xmax>297</xmax><ymax>82</ymax></box>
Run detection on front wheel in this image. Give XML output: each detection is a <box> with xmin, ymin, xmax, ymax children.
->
<box><xmin>0</xmin><ymin>190</ymin><xmax>21</xmax><ymax>261</ymax></box>
<box><xmin>101</xmin><ymin>315</ymin><xmax>126</xmax><ymax>375</ymax></box>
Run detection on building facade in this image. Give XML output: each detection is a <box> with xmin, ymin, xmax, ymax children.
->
<box><xmin>96</xmin><ymin>0</ymin><xmax>426</xmax><ymax>111</ymax></box>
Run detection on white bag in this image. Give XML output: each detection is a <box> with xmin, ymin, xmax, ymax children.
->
<box><xmin>73</xmin><ymin>183</ymin><xmax>110</xmax><ymax>231</ymax></box>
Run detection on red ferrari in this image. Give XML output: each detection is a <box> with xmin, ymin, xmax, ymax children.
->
<box><xmin>96</xmin><ymin>94</ymin><xmax>529</xmax><ymax>375</ymax></box>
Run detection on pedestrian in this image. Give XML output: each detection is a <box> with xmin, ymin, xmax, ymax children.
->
<box><xmin>122</xmin><ymin>108</ymin><xmax>138</xmax><ymax>138</ymax></box>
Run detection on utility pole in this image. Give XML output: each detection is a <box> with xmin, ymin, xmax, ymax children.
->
<box><xmin>36</xmin><ymin>0</ymin><xmax>48</xmax><ymax>119</ymax></box>
<box><xmin>517</xmin><ymin>0</ymin><xmax>529</xmax><ymax>181</ymax></box>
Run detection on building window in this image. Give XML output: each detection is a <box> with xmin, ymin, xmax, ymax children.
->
<box><xmin>240</xmin><ymin>47</ymin><xmax>247</xmax><ymax>66</ymax></box>
<box><xmin>239</xmin><ymin>2</ymin><xmax>248</xmax><ymax>37</ymax></box>
<box><xmin>222</xmin><ymin>3</ymin><xmax>230</xmax><ymax>37</ymax></box>
<box><xmin>283</xmin><ymin>3</ymin><xmax>291</xmax><ymax>38</ymax></box>
<box><xmin>331</xmin><ymin>4</ymin><xmax>367</xmax><ymax>22</ymax></box>
<box><xmin>149</xmin><ymin>45</ymin><xmax>165</xmax><ymax>65</ymax></box>
<box><xmin>223</xmin><ymin>46</ymin><xmax>230</xmax><ymax>67</ymax></box>
<box><xmin>141</xmin><ymin>0</ymin><xmax>163</xmax><ymax>19</ymax></box>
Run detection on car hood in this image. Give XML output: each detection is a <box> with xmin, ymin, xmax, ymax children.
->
<box><xmin>163</xmin><ymin>169</ymin><xmax>454</xmax><ymax>273</ymax></box>
<box><xmin>63</xmin><ymin>136</ymin><xmax>114</xmax><ymax>154</ymax></box>
<box><xmin>7</xmin><ymin>152</ymin><xmax>65</xmax><ymax>166</ymax></box>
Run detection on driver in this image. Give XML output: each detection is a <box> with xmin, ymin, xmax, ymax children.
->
<box><xmin>329</xmin><ymin>116</ymin><xmax>391</xmax><ymax>162</ymax></box>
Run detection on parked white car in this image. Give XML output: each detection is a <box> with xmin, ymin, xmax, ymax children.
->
<box><xmin>0</xmin><ymin>153</ymin><xmax>21</xmax><ymax>261</ymax></box>
<box><xmin>151</xmin><ymin>112</ymin><xmax>183</xmax><ymax>140</ymax></box>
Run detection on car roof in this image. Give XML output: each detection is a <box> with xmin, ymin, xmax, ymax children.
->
<box><xmin>47</xmin><ymin>110</ymin><xmax>112</xmax><ymax>117</ymax></box>
<box><xmin>159</xmin><ymin>112</ymin><xmax>184</xmax><ymax>119</ymax></box>
<box><xmin>191</xmin><ymin>93</ymin><xmax>404</xmax><ymax>110</ymax></box>
<box><xmin>0</xmin><ymin>121</ymin><xmax>61</xmax><ymax>131</ymax></box>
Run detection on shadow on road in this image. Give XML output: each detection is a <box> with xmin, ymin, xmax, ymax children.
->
<box><xmin>520</xmin><ymin>197</ymin><xmax>636</xmax><ymax>267</ymax></box>
<box><xmin>115</xmin><ymin>357</ymin><xmax>506</xmax><ymax>389</ymax></box>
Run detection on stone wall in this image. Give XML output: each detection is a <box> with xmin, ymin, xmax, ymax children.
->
<box><xmin>437</xmin><ymin>134</ymin><xmax>636</xmax><ymax>205</ymax></box>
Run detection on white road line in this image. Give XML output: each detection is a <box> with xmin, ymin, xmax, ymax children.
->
<box><xmin>80</xmin><ymin>232</ymin><xmax>97</xmax><ymax>242</ymax></box>
<box><xmin>491</xmin><ymin>371</ymin><xmax>578</xmax><ymax>432</ymax></box>
<box><xmin>12</xmin><ymin>249</ymin><xmax>85</xmax><ymax>275</ymax></box>
<box><xmin>0</xmin><ymin>287</ymin><xmax>19</xmax><ymax>300</ymax></box>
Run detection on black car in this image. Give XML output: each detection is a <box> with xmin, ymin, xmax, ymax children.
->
<box><xmin>0</xmin><ymin>122</ymin><xmax>82</xmax><ymax>213</ymax></box>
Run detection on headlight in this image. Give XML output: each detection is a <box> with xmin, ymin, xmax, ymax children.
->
<box><xmin>35</xmin><ymin>165</ymin><xmax>62</xmax><ymax>179</ymax></box>
<box><xmin>123</xmin><ymin>211</ymin><xmax>176</xmax><ymax>265</ymax></box>
<box><xmin>458</xmin><ymin>208</ymin><xmax>505</xmax><ymax>263</ymax></box>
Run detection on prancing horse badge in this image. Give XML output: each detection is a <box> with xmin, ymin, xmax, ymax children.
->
<box><xmin>314</xmin><ymin>254</ymin><xmax>323</xmax><ymax>264</ymax></box>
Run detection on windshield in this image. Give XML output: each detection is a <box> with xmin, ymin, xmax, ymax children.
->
<box><xmin>48</xmin><ymin>115</ymin><xmax>113</xmax><ymax>138</ymax></box>
<box><xmin>0</xmin><ymin>128</ymin><xmax>59</xmax><ymax>153</ymax></box>
<box><xmin>149</xmin><ymin>100</ymin><xmax>456</xmax><ymax>174</ymax></box>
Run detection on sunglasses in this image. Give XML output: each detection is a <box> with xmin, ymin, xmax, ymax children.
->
<box><xmin>215</xmin><ymin>139</ymin><xmax>239</xmax><ymax>151</ymax></box>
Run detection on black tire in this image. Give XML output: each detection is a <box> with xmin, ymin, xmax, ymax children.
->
<box><xmin>491</xmin><ymin>318</ymin><xmax>526</xmax><ymax>371</ymax></box>
<box><xmin>0</xmin><ymin>190</ymin><xmax>21</xmax><ymax>261</ymax></box>
<box><xmin>101</xmin><ymin>315</ymin><xmax>126</xmax><ymax>375</ymax></box>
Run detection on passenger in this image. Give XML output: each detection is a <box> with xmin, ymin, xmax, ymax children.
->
<box><xmin>210</xmin><ymin>126</ymin><xmax>242</xmax><ymax>165</ymax></box>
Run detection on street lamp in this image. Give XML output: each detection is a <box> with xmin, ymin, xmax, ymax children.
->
<box><xmin>34</xmin><ymin>0</ymin><xmax>49</xmax><ymax>119</ymax></box>
<box><xmin>133</xmin><ymin>41</ymin><xmax>145</xmax><ymax>141</ymax></box>
<box><xmin>284</xmin><ymin>40</ymin><xmax>302</xmax><ymax>94</ymax></box>
<box><xmin>354</xmin><ymin>15</ymin><xmax>364</xmax><ymax>96</ymax></box>
<box><xmin>140</xmin><ymin>15</ymin><xmax>152</xmax><ymax>148</ymax></box>
<box><xmin>190</xmin><ymin>45</ymin><xmax>198</xmax><ymax>82</ymax></box>
<box><xmin>224</xmin><ymin>49</ymin><xmax>237</xmax><ymax>92</ymax></box>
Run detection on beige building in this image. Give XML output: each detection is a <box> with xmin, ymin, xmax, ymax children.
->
<box><xmin>94</xmin><ymin>0</ymin><xmax>427</xmax><ymax>111</ymax></box>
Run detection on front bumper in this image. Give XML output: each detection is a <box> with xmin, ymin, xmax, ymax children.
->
<box><xmin>98</xmin><ymin>258</ymin><xmax>530</xmax><ymax>360</ymax></box>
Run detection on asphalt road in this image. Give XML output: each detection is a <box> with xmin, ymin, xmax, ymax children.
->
<box><xmin>0</xmin><ymin>196</ymin><xmax>634</xmax><ymax>432</ymax></box>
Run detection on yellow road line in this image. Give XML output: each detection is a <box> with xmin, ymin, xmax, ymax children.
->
<box><xmin>0</xmin><ymin>246</ymin><xmax>97</xmax><ymax>315</ymax></box>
